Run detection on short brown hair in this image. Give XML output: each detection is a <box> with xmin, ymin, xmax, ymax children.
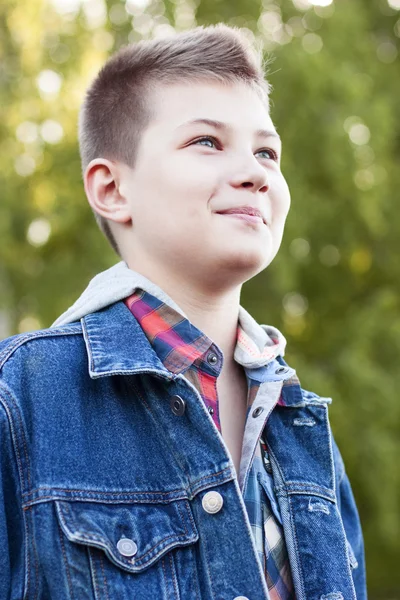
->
<box><xmin>78</xmin><ymin>24</ymin><xmax>272</xmax><ymax>256</ymax></box>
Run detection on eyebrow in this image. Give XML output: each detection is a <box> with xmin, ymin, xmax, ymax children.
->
<box><xmin>179</xmin><ymin>118</ymin><xmax>281</xmax><ymax>142</ymax></box>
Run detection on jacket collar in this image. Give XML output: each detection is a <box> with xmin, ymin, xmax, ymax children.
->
<box><xmin>82</xmin><ymin>301</ymin><xmax>174</xmax><ymax>380</ymax></box>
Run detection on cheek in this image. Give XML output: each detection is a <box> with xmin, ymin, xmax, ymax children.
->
<box><xmin>271</xmin><ymin>178</ymin><xmax>291</xmax><ymax>221</ymax></box>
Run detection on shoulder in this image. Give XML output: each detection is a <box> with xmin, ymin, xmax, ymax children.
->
<box><xmin>0</xmin><ymin>322</ymin><xmax>83</xmax><ymax>373</ymax></box>
<box><xmin>0</xmin><ymin>323</ymin><xmax>86</xmax><ymax>417</ymax></box>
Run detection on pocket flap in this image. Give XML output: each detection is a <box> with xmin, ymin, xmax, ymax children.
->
<box><xmin>55</xmin><ymin>499</ymin><xmax>198</xmax><ymax>573</ymax></box>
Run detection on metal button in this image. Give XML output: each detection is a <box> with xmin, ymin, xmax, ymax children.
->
<box><xmin>234</xmin><ymin>597</ymin><xmax>250</xmax><ymax>600</ymax></box>
<box><xmin>207</xmin><ymin>352</ymin><xmax>218</xmax><ymax>366</ymax></box>
<box><xmin>275</xmin><ymin>366</ymin><xmax>288</xmax><ymax>374</ymax></box>
<box><xmin>252</xmin><ymin>406</ymin><xmax>264</xmax><ymax>418</ymax></box>
<box><xmin>208</xmin><ymin>406</ymin><xmax>214</xmax><ymax>416</ymax></box>
<box><xmin>202</xmin><ymin>491</ymin><xmax>223</xmax><ymax>514</ymax></box>
<box><xmin>117</xmin><ymin>538</ymin><xmax>138</xmax><ymax>558</ymax></box>
<box><xmin>170</xmin><ymin>395</ymin><xmax>186</xmax><ymax>416</ymax></box>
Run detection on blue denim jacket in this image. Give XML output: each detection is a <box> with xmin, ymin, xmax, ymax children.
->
<box><xmin>0</xmin><ymin>300</ymin><xmax>366</xmax><ymax>599</ymax></box>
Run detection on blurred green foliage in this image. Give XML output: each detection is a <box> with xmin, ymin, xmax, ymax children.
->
<box><xmin>1</xmin><ymin>0</ymin><xmax>399</xmax><ymax>595</ymax></box>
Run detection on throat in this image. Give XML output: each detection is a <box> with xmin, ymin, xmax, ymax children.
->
<box><xmin>217</xmin><ymin>365</ymin><xmax>248</xmax><ymax>476</ymax></box>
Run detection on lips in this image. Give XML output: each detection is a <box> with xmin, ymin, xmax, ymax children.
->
<box><xmin>216</xmin><ymin>206</ymin><xmax>267</xmax><ymax>224</ymax></box>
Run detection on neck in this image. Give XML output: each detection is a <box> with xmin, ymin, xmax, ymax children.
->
<box><xmin>126</xmin><ymin>259</ymin><xmax>242</xmax><ymax>368</ymax></box>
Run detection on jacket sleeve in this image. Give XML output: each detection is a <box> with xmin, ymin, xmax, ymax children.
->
<box><xmin>332</xmin><ymin>437</ymin><xmax>368</xmax><ymax>600</ymax></box>
<box><xmin>0</xmin><ymin>400</ymin><xmax>25</xmax><ymax>600</ymax></box>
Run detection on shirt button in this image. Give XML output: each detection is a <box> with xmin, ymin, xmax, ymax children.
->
<box><xmin>264</xmin><ymin>458</ymin><xmax>273</xmax><ymax>474</ymax></box>
<box><xmin>202</xmin><ymin>491</ymin><xmax>223</xmax><ymax>514</ymax></box>
<box><xmin>117</xmin><ymin>538</ymin><xmax>138</xmax><ymax>558</ymax></box>
<box><xmin>207</xmin><ymin>352</ymin><xmax>218</xmax><ymax>366</ymax></box>
<box><xmin>170</xmin><ymin>395</ymin><xmax>186</xmax><ymax>416</ymax></box>
<box><xmin>208</xmin><ymin>406</ymin><xmax>214</xmax><ymax>416</ymax></box>
<box><xmin>234</xmin><ymin>597</ymin><xmax>250</xmax><ymax>600</ymax></box>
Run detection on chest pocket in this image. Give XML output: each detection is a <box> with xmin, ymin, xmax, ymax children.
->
<box><xmin>55</xmin><ymin>498</ymin><xmax>199</xmax><ymax>600</ymax></box>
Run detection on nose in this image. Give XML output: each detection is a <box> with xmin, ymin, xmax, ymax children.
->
<box><xmin>229</xmin><ymin>155</ymin><xmax>270</xmax><ymax>194</ymax></box>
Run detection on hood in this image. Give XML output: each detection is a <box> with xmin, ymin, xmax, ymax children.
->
<box><xmin>51</xmin><ymin>261</ymin><xmax>287</xmax><ymax>369</ymax></box>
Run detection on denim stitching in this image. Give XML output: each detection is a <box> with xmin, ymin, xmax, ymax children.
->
<box><xmin>22</xmin><ymin>468</ymin><xmax>231</xmax><ymax>500</ymax></box>
<box><xmin>332</xmin><ymin>503</ymin><xmax>358</xmax><ymax>599</ymax></box>
<box><xmin>190</xmin><ymin>545</ymin><xmax>201</xmax><ymax>600</ymax></box>
<box><xmin>287</xmin><ymin>494</ymin><xmax>307</xmax><ymax>600</ymax></box>
<box><xmin>181</xmin><ymin>499</ymin><xmax>198</xmax><ymax>539</ymax></box>
<box><xmin>161</xmin><ymin>556</ymin><xmax>169</xmax><ymax>599</ymax></box>
<box><xmin>24</xmin><ymin>508</ymin><xmax>36</xmax><ymax>598</ymax></box>
<box><xmin>57</xmin><ymin>518</ymin><xmax>75</xmax><ymax>600</ymax></box>
<box><xmin>0</xmin><ymin>396</ymin><xmax>30</xmax><ymax>599</ymax></box>
<box><xmin>24</xmin><ymin>486</ymin><xmax>187</xmax><ymax>499</ymax></box>
<box><xmin>199</xmin><ymin>530</ymin><xmax>217</xmax><ymax>600</ymax></box>
<box><xmin>267</xmin><ymin>446</ymin><xmax>307</xmax><ymax>599</ymax></box>
<box><xmin>0</xmin><ymin>388</ymin><xmax>31</xmax><ymax>490</ymax></box>
<box><xmin>323</xmin><ymin>404</ymin><xmax>336</xmax><ymax>497</ymax></box>
<box><xmin>30</xmin><ymin>510</ymin><xmax>40</xmax><ymax>600</ymax></box>
<box><xmin>175</xmin><ymin>499</ymin><xmax>189</xmax><ymax>536</ymax></box>
<box><xmin>169</xmin><ymin>550</ymin><xmax>180</xmax><ymax>600</ymax></box>
<box><xmin>22</xmin><ymin>503</ymin><xmax>30</xmax><ymax>600</ymax></box>
<box><xmin>88</xmin><ymin>549</ymin><xmax>101</xmax><ymax>600</ymax></box>
<box><xmin>98</xmin><ymin>552</ymin><xmax>110</xmax><ymax>600</ymax></box>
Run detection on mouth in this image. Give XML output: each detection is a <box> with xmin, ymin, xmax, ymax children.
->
<box><xmin>216</xmin><ymin>208</ymin><xmax>268</xmax><ymax>226</ymax></box>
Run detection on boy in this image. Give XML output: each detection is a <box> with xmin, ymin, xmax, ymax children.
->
<box><xmin>0</xmin><ymin>24</ymin><xmax>366</xmax><ymax>599</ymax></box>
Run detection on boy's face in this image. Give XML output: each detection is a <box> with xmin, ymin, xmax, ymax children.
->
<box><xmin>118</xmin><ymin>80</ymin><xmax>291</xmax><ymax>288</ymax></box>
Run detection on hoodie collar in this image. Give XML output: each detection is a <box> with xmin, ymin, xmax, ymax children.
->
<box><xmin>52</xmin><ymin>261</ymin><xmax>288</xmax><ymax>374</ymax></box>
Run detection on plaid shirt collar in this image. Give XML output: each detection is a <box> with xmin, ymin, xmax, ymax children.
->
<box><xmin>123</xmin><ymin>288</ymin><xmax>287</xmax><ymax>375</ymax></box>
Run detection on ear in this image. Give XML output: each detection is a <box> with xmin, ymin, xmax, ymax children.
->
<box><xmin>84</xmin><ymin>159</ymin><xmax>132</xmax><ymax>224</ymax></box>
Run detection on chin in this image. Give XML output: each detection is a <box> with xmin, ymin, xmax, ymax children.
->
<box><xmin>218</xmin><ymin>249</ymin><xmax>271</xmax><ymax>277</ymax></box>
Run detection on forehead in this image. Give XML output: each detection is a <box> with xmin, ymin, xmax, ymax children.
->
<box><xmin>146</xmin><ymin>80</ymin><xmax>276</xmax><ymax>136</ymax></box>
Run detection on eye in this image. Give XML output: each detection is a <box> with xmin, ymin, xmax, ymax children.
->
<box><xmin>191</xmin><ymin>136</ymin><xmax>219</xmax><ymax>149</ymax></box>
<box><xmin>255</xmin><ymin>148</ymin><xmax>279</xmax><ymax>161</ymax></box>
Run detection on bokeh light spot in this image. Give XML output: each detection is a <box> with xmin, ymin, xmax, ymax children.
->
<box><xmin>348</xmin><ymin>123</ymin><xmax>371</xmax><ymax>145</ymax></box>
<box><xmin>50</xmin><ymin>0</ymin><xmax>81</xmax><ymax>14</ymax></box>
<box><xmin>302</xmin><ymin>33</ymin><xmax>323</xmax><ymax>53</ymax></box>
<box><xmin>15</xmin><ymin>154</ymin><xmax>36</xmax><ymax>177</ymax></box>
<box><xmin>109</xmin><ymin>3</ymin><xmax>129</xmax><ymax>25</ymax></box>
<box><xmin>377</xmin><ymin>41</ymin><xmax>398</xmax><ymax>63</ymax></box>
<box><xmin>309</xmin><ymin>0</ymin><xmax>333</xmax><ymax>6</ymax></box>
<box><xmin>92</xmin><ymin>30</ymin><xmax>115</xmax><ymax>51</ymax></box>
<box><xmin>40</xmin><ymin>120</ymin><xmax>64</xmax><ymax>144</ymax></box>
<box><xmin>27</xmin><ymin>218</ymin><xmax>52</xmax><ymax>247</ymax></box>
<box><xmin>354</xmin><ymin>145</ymin><xmax>375</xmax><ymax>166</ymax></box>
<box><xmin>319</xmin><ymin>245</ymin><xmax>340</xmax><ymax>266</ymax></box>
<box><xmin>354</xmin><ymin>169</ymin><xmax>375</xmax><ymax>191</ymax></box>
<box><xmin>349</xmin><ymin>248</ymin><xmax>372</xmax><ymax>273</ymax></box>
<box><xmin>83</xmin><ymin>0</ymin><xmax>107</xmax><ymax>29</ymax></box>
<box><xmin>283</xmin><ymin>292</ymin><xmax>309</xmax><ymax>317</ymax></box>
<box><xmin>290</xmin><ymin>238</ymin><xmax>310</xmax><ymax>259</ymax></box>
<box><xmin>16</xmin><ymin>121</ymin><xmax>39</xmax><ymax>144</ymax></box>
<box><xmin>36</xmin><ymin>70</ymin><xmax>63</xmax><ymax>98</ymax></box>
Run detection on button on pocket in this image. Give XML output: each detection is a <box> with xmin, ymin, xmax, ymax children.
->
<box><xmin>117</xmin><ymin>537</ymin><xmax>138</xmax><ymax>558</ymax></box>
<box><xmin>55</xmin><ymin>498</ymin><xmax>198</xmax><ymax>573</ymax></box>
